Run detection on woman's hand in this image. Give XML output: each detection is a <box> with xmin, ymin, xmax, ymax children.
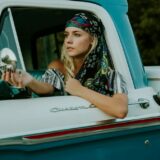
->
<box><xmin>2</xmin><ymin>69</ymin><xmax>19</xmax><ymax>87</ymax></box>
<box><xmin>2</xmin><ymin>69</ymin><xmax>33</xmax><ymax>88</ymax></box>
<box><xmin>65</xmin><ymin>77</ymin><xmax>128</xmax><ymax>118</ymax></box>
<box><xmin>65</xmin><ymin>77</ymin><xmax>83</xmax><ymax>96</ymax></box>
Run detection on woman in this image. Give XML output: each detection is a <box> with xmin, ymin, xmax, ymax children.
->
<box><xmin>2</xmin><ymin>13</ymin><xmax>128</xmax><ymax>118</ymax></box>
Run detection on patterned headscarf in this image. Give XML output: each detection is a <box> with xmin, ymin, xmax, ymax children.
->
<box><xmin>66</xmin><ymin>13</ymin><xmax>114</xmax><ymax>95</ymax></box>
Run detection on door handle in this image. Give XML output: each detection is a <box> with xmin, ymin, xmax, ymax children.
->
<box><xmin>129</xmin><ymin>98</ymin><xmax>150</xmax><ymax>109</ymax></box>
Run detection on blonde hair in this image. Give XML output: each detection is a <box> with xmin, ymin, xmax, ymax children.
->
<box><xmin>61</xmin><ymin>35</ymin><xmax>98</xmax><ymax>81</ymax></box>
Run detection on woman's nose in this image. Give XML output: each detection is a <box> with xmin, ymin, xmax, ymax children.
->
<box><xmin>65</xmin><ymin>35</ymin><xmax>73</xmax><ymax>44</ymax></box>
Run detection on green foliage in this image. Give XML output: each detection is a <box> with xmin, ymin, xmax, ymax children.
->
<box><xmin>128</xmin><ymin>0</ymin><xmax>160</xmax><ymax>65</ymax></box>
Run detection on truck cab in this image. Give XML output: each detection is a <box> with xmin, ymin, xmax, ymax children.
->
<box><xmin>0</xmin><ymin>0</ymin><xmax>160</xmax><ymax>159</ymax></box>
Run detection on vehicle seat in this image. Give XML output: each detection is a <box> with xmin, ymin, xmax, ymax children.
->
<box><xmin>28</xmin><ymin>70</ymin><xmax>45</xmax><ymax>81</ymax></box>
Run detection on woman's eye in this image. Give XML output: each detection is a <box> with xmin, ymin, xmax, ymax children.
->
<box><xmin>74</xmin><ymin>33</ymin><xmax>81</xmax><ymax>37</ymax></box>
<box><xmin>64</xmin><ymin>33</ymin><xmax>68</xmax><ymax>38</ymax></box>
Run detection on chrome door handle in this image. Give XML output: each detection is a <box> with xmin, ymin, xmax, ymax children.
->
<box><xmin>129</xmin><ymin>98</ymin><xmax>150</xmax><ymax>109</ymax></box>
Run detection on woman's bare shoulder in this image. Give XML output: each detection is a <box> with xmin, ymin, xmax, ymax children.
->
<box><xmin>48</xmin><ymin>59</ymin><xmax>65</xmax><ymax>74</ymax></box>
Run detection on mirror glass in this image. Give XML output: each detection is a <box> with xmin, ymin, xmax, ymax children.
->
<box><xmin>0</xmin><ymin>48</ymin><xmax>17</xmax><ymax>73</ymax></box>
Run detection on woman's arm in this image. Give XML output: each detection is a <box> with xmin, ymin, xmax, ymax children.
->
<box><xmin>2</xmin><ymin>60</ymin><xmax>65</xmax><ymax>95</ymax></box>
<box><xmin>26</xmin><ymin>79</ymin><xmax>54</xmax><ymax>95</ymax></box>
<box><xmin>2</xmin><ymin>70</ymin><xmax>54</xmax><ymax>95</ymax></box>
<box><xmin>65</xmin><ymin>78</ymin><xmax>128</xmax><ymax>118</ymax></box>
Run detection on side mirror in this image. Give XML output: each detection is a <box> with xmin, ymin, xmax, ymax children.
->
<box><xmin>153</xmin><ymin>92</ymin><xmax>160</xmax><ymax>105</ymax></box>
<box><xmin>0</xmin><ymin>48</ymin><xmax>17</xmax><ymax>73</ymax></box>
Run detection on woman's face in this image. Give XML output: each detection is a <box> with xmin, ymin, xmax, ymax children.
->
<box><xmin>64</xmin><ymin>27</ymin><xmax>93</xmax><ymax>58</ymax></box>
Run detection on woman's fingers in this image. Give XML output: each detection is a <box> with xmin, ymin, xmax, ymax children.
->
<box><xmin>10</xmin><ymin>71</ymin><xmax>19</xmax><ymax>86</ymax></box>
<box><xmin>1</xmin><ymin>70</ymin><xmax>6</xmax><ymax>80</ymax></box>
<box><xmin>2</xmin><ymin>69</ymin><xmax>31</xmax><ymax>88</ymax></box>
<box><xmin>2</xmin><ymin>69</ymin><xmax>22</xmax><ymax>87</ymax></box>
<box><xmin>5</xmin><ymin>69</ymin><xmax>11</xmax><ymax>82</ymax></box>
<box><xmin>65</xmin><ymin>78</ymin><xmax>82</xmax><ymax>96</ymax></box>
<box><xmin>2</xmin><ymin>69</ymin><xmax>12</xmax><ymax>83</ymax></box>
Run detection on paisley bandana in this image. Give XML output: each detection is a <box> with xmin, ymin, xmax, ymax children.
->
<box><xmin>66</xmin><ymin>13</ymin><xmax>122</xmax><ymax>96</ymax></box>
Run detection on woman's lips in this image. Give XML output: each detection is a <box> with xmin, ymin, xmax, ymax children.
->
<box><xmin>67</xmin><ymin>47</ymin><xmax>74</xmax><ymax>51</ymax></box>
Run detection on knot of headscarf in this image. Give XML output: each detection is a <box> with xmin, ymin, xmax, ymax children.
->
<box><xmin>66</xmin><ymin>13</ymin><xmax>114</xmax><ymax>95</ymax></box>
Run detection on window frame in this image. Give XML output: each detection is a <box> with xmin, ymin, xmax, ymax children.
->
<box><xmin>0</xmin><ymin>0</ymin><xmax>134</xmax><ymax>90</ymax></box>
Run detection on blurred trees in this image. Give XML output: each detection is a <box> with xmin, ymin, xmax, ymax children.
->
<box><xmin>128</xmin><ymin>0</ymin><xmax>160</xmax><ymax>65</ymax></box>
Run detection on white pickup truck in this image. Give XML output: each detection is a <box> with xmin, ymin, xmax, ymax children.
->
<box><xmin>0</xmin><ymin>0</ymin><xmax>160</xmax><ymax>160</ymax></box>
